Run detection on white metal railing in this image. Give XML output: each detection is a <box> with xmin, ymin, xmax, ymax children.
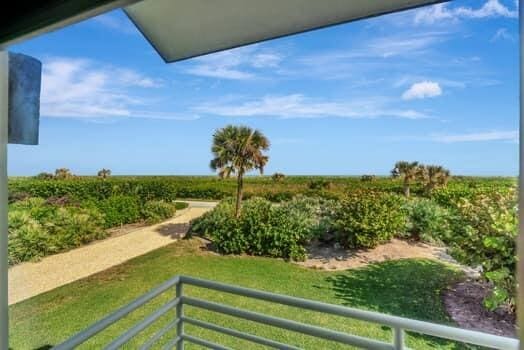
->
<box><xmin>53</xmin><ymin>275</ymin><xmax>519</xmax><ymax>350</ymax></box>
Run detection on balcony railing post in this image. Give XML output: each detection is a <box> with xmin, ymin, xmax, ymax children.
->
<box><xmin>0</xmin><ymin>50</ymin><xmax>9</xmax><ymax>350</ymax></box>
<box><xmin>394</xmin><ymin>327</ymin><xmax>405</xmax><ymax>350</ymax></box>
<box><xmin>518</xmin><ymin>0</ymin><xmax>524</xmax><ymax>345</ymax></box>
<box><xmin>176</xmin><ymin>280</ymin><xmax>184</xmax><ymax>350</ymax></box>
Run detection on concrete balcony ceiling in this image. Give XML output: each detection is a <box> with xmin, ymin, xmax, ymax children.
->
<box><xmin>0</xmin><ymin>0</ymin><xmax>447</xmax><ymax>61</ymax></box>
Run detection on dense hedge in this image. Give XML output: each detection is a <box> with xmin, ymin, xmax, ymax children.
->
<box><xmin>333</xmin><ymin>191</ymin><xmax>407</xmax><ymax>249</ymax></box>
<box><xmin>441</xmin><ymin>190</ymin><xmax>518</xmax><ymax>311</ymax></box>
<box><xmin>8</xmin><ymin>195</ymin><xmax>180</xmax><ymax>265</ymax></box>
<box><xmin>8</xmin><ymin>198</ymin><xmax>107</xmax><ymax>265</ymax></box>
<box><xmin>191</xmin><ymin>197</ymin><xmax>332</xmax><ymax>261</ymax></box>
<box><xmin>8</xmin><ymin>176</ymin><xmax>516</xmax><ymax>202</ymax></box>
<box><xmin>142</xmin><ymin>200</ymin><xmax>177</xmax><ymax>224</ymax></box>
<box><xmin>86</xmin><ymin>195</ymin><xmax>142</xmax><ymax>228</ymax></box>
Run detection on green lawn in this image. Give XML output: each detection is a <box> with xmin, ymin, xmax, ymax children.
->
<box><xmin>9</xmin><ymin>239</ymin><xmax>468</xmax><ymax>349</ymax></box>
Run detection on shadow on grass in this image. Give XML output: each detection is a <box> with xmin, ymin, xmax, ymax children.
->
<box><xmin>325</xmin><ymin>259</ymin><xmax>470</xmax><ymax>349</ymax></box>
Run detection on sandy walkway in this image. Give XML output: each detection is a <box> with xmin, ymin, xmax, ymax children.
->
<box><xmin>8</xmin><ymin>205</ymin><xmax>214</xmax><ymax>305</ymax></box>
<box><xmin>296</xmin><ymin>238</ymin><xmax>458</xmax><ymax>270</ymax></box>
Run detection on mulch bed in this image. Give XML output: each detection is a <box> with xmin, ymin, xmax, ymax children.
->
<box><xmin>443</xmin><ymin>280</ymin><xmax>516</xmax><ymax>337</ymax></box>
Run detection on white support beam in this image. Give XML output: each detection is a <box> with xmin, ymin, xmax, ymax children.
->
<box><xmin>519</xmin><ymin>1</ymin><xmax>524</xmax><ymax>348</ymax></box>
<box><xmin>0</xmin><ymin>50</ymin><xmax>8</xmax><ymax>350</ymax></box>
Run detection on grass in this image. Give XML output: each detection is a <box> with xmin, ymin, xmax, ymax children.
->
<box><xmin>9</xmin><ymin>239</ymin><xmax>468</xmax><ymax>350</ymax></box>
<box><xmin>174</xmin><ymin>201</ymin><xmax>190</xmax><ymax>210</ymax></box>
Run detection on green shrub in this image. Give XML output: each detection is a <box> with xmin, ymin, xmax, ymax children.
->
<box><xmin>403</xmin><ymin>198</ymin><xmax>451</xmax><ymax>243</ymax></box>
<box><xmin>89</xmin><ymin>195</ymin><xmax>141</xmax><ymax>228</ymax></box>
<box><xmin>190</xmin><ymin>199</ymin><xmax>246</xmax><ymax>253</ymax></box>
<box><xmin>443</xmin><ymin>191</ymin><xmax>517</xmax><ymax>311</ymax></box>
<box><xmin>8</xmin><ymin>211</ymin><xmax>49</xmax><ymax>265</ymax></box>
<box><xmin>308</xmin><ymin>179</ymin><xmax>332</xmax><ymax>191</ymax></box>
<box><xmin>333</xmin><ymin>191</ymin><xmax>407</xmax><ymax>249</ymax></box>
<box><xmin>8</xmin><ymin>191</ymin><xmax>30</xmax><ymax>203</ymax></box>
<box><xmin>9</xmin><ymin>176</ymin><xmax>515</xmax><ymax>203</ymax></box>
<box><xmin>360</xmin><ymin>175</ymin><xmax>376</xmax><ymax>182</ymax></box>
<box><xmin>191</xmin><ymin>196</ymin><xmax>330</xmax><ymax>260</ymax></box>
<box><xmin>34</xmin><ymin>172</ymin><xmax>54</xmax><ymax>180</ymax></box>
<box><xmin>8</xmin><ymin>198</ymin><xmax>106</xmax><ymax>265</ymax></box>
<box><xmin>47</xmin><ymin>206</ymin><xmax>106</xmax><ymax>250</ymax></box>
<box><xmin>142</xmin><ymin>200</ymin><xmax>176</xmax><ymax>224</ymax></box>
<box><xmin>174</xmin><ymin>201</ymin><xmax>189</xmax><ymax>210</ymax></box>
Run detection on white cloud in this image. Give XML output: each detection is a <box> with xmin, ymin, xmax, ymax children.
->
<box><xmin>186</xmin><ymin>65</ymin><xmax>253</xmax><ymax>80</ymax></box>
<box><xmin>41</xmin><ymin>57</ymin><xmax>192</xmax><ymax>120</ymax></box>
<box><xmin>491</xmin><ymin>28</ymin><xmax>515</xmax><ymax>42</ymax></box>
<box><xmin>415</xmin><ymin>0</ymin><xmax>518</xmax><ymax>24</ymax></box>
<box><xmin>195</xmin><ymin>94</ymin><xmax>429</xmax><ymax>120</ymax></box>
<box><xmin>395</xmin><ymin>76</ymin><xmax>465</xmax><ymax>89</ymax></box>
<box><xmin>251</xmin><ymin>53</ymin><xmax>282</xmax><ymax>68</ymax></box>
<box><xmin>184</xmin><ymin>46</ymin><xmax>282</xmax><ymax>80</ymax></box>
<box><xmin>431</xmin><ymin>130</ymin><xmax>518</xmax><ymax>143</ymax></box>
<box><xmin>116</xmin><ymin>68</ymin><xmax>164</xmax><ymax>88</ymax></box>
<box><xmin>369</xmin><ymin>34</ymin><xmax>444</xmax><ymax>58</ymax></box>
<box><xmin>402</xmin><ymin>81</ymin><xmax>442</xmax><ymax>100</ymax></box>
<box><xmin>300</xmin><ymin>32</ymin><xmax>445</xmax><ymax>65</ymax></box>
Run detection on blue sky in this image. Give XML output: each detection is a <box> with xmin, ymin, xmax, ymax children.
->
<box><xmin>8</xmin><ymin>0</ymin><xmax>519</xmax><ymax>176</ymax></box>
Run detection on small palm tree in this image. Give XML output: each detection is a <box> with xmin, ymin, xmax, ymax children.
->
<box><xmin>54</xmin><ymin>168</ymin><xmax>73</xmax><ymax>180</ymax></box>
<box><xmin>34</xmin><ymin>172</ymin><xmax>54</xmax><ymax>180</ymax></box>
<box><xmin>210</xmin><ymin>125</ymin><xmax>270</xmax><ymax>217</ymax></box>
<box><xmin>421</xmin><ymin>165</ymin><xmax>450</xmax><ymax>194</ymax></box>
<box><xmin>391</xmin><ymin>161</ymin><xmax>422</xmax><ymax>197</ymax></box>
<box><xmin>97</xmin><ymin>168</ymin><xmax>112</xmax><ymax>180</ymax></box>
<box><xmin>272</xmin><ymin>172</ymin><xmax>286</xmax><ymax>182</ymax></box>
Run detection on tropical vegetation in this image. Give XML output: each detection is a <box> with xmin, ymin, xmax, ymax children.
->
<box><xmin>7</xmin><ymin>195</ymin><xmax>180</xmax><ymax>265</ymax></box>
<box><xmin>9</xmin><ymin>239</ymin><xmax>465</xmax><ymax>350</ymax></box>
<box><xmin>6</xmin><ymin>156</ymin><xmax>517</xmax><ymax>311</ymax></box>
<box><xmin>210</xmin><ymin>125</ymin><xmax>270</xmax><ymax>217</ymax></box>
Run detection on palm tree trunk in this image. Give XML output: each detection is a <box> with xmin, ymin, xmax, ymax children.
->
<box><xmin>403</xmin><ymin>181</ymin><xmax>410</xmax><ymax>197</ymax></box>
<box><xmin>235</xmin><ymin>174</ymin><xmax>244</xmax><ymax>218</ymax></box>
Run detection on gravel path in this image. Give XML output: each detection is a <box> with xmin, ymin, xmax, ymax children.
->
<box><xmin>8</xmin><ymin>203</ymin><xmax>215</xmax><ymax>305</ymax></box>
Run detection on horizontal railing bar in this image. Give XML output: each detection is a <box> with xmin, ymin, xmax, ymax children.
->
<box><xmin>139</xmin><ymin>319</ymin><xmax>180</xmax><ymax>350</ymax></box>
<box><xmin>183</xmin><ymin>316</ymin><xmax>302</xmax><ymax>350</ymax></box>
<box><xmin>181</xmin><ymin>334</ymin><xmax>232</xmax><ymax>350</ymax></box>
<box><xmin>179</xmin><ymin>275</ymin><xmax>518</xmax><ymax>350</ymax></box>
<box><xmin>161</xmin><ymin>335</ymin><xmax>181</xmax><ymax>350</ymax></box>
<box><xmin>53</xmin><ymin>275</ymin><xmax>180</xmax><ymax>350</ymax></box>
<box><xmin>104</xmin><ymin>297</ymin><xmax>180</xmax><ymax>350</ymax></box>
<box><xmin>182</xmin><ymin>296</ymin><xmax>394</xmax><ymax>350</ymax></box>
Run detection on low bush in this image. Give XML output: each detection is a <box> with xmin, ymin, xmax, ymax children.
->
<box><xmin>442</xmin><ymin>191</ymin><xmax>517</xmax><ymax>311</ymax></box>
<box><xmin>174</xmin><ymin>201</ymin><xmax>189</xmax><ymax>210</ymax></box>
<box><xmin>191</xmin><ymin>196</ymin><xmax>331</xmax><ymax>260</ymax></box>
<box><xmin>88</xmin><ymin>195</ymin><xmax>141</xmax><ymax>228</ymax></box>
<box><xmin>308</xmin><ymin>179</ymin><xmax>332</xmax><ymax>191</ymax></box>
<box><xmin>9</xmin><ymin>176</ymin><xmax>515</xmax><ymax>203</ymax></box>
<box><xmin>8</xmin><ymin>211</ymin><xmax>48</xmax><ymax>265</ymax></box>
<box><xmin>8</xmin><ymin>191</ymin><xmax>30</xmax><ymax>203</ymax></box>
<box><xmin>333</xmin><ymin>191</ymin><xmax>407</xmax><ymax>249</ymax></box>
<box><xmin>403</xmin><ymin>199</ymin><xmax>451</xmax><ymax>244</ymax></box>
<box><xmin>8</xmin><ymin>198</ymin><xmax>106</xmax><ymax>265</ymax></box>
<box><xmin>142</xmin><ymin>200</ymin><xmax>176</xmax><ymax>224</ymax></box>
<box><xmin>360</xmin><ymin>175</ymin><xmax>376</xmax><ymax>182</ymax></box>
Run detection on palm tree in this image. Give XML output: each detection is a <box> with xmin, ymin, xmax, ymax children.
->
<box><xmin>391</xmin><ymin>161</ymin><xmax>422</xmax><ymax>197</ymax></box>
<box><xmin>97</xmin><ymin>168</ymin><xmax>112</xmax><ymax>180</ymax></box>
<box><xmin>210</xmin><ymin>125</ymin><xmax>270</xmax><ymax>217</ymax></box>
<box><xmin>272</xmin><ymin>172</ymin><xmax>285</xmax><ymax>182</ymax></box>
<box><xmin>421</xmin><ymin>165</ymin><xmax>450</xmax><ymax>194</ymax></box>
<box><xmin>54</xmin><ymin>168</ymin><xmax>73</xmax><ymax>180</ymax></box>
